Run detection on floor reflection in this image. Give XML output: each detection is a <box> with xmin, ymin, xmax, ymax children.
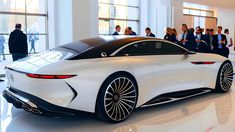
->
<box><xmin>1</xmin><ymin>82</ymin><xmax>235</xmax><ymax>132</ymax></box>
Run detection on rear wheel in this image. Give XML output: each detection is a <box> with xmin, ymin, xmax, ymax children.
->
<box><xmin>96</xmin><ymin>73</ymin><xmax>138</xmax><ymax>123</ymax></box>
<box><xmin>215</xmin><ymin>61</ymin><xmax>233</xmax><ymax>93</ymax></box>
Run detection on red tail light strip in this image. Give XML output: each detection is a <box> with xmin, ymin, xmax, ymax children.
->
<box><xmin>26</xmin><ymin>74</ymin><xmax>76</xmax><ymax>79</ymax></box>
<box><xmin>191</xmin><ymin>62</ymin><xmax>215</xmax><ymax>65</ymax></box>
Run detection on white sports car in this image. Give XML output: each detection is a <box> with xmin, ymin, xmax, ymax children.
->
<box><xmin>3</xmin><ymin>36</ymin><xmax>233</xmax><ymax>123</ymax></box>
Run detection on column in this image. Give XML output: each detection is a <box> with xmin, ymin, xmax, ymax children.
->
<box><xmin>72</xmin><ymin>0</ymin><xmax>99</xmax><ymax>41</ymax></box>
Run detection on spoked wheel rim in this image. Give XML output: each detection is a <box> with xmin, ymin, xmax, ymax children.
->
<box><xmin>220</xmin><ymin>63</ymin><xmax>233</xmax><ymax>91</ymax></box>
<box><xmin>104</xmin><ymin>77</ymin><xmax>137</xmax><ymax>122</ymax></box>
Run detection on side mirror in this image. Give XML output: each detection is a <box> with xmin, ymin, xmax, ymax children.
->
<box><xmin>101</xmin><ymin>52</ymin><xmax>107</xmax><ymax>57</ymax></box>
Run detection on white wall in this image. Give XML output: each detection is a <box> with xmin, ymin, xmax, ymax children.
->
<box><xmin>53</xmin><ymin>0</ymin><xmax>73</xmax><ymax>46</ymax></box>
<box><xmin>72</xmin><ymin>0</ymin><xmax>98</xmax><ymax>41</ymax></box>
<box><xmin>139</xmin><ymin>0</ymin><xmax>148</xmax><ymax>36</ymax></box>
<box><xmin>141</xmin><ymin>0</ymin><xmax>172</xmax><ymax>38</ymax></box>
<box><xmin>217</xmin><ymin>8</ymin><xmax>235</xmax><ymax>43</ymax></box>
<box><xmin>48</xmin><ymin>0</ymin><xmax>98</xmax><ymax>48</ymax></box>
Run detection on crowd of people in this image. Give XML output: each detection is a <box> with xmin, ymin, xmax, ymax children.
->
<box><xmin>0</xmin><ymin>23</ymin><xmax>234</xmax><ymax>63</ymax></box>
<box><xmin>112</xmin><ymin>24</ymin><xmax>234</xmax><ymax>58</ymax></box>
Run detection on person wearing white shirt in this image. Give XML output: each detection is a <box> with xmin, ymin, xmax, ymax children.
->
<box><xmin>224</xmin><ymin>29</ymin><xmax>233</xmax><ymax>49</ymax></box>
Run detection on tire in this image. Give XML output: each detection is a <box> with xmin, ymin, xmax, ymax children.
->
<box><xmin>96</xmin><ymin>73</ymin><xmax>138</xmax><ymax>123</ymax></box>
<box><xmin>215</xmin><ymin>61</ymin><xmax>233</xmax><ymax>93</ymax></box>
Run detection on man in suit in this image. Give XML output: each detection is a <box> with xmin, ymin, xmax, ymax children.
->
<box><xmin>180</xmin><ymin>24</ymin><xmax>196</xmax><ymax>51</ymax></box>
<box><xmin>145</xmin><ymin>27</ymin><xmax>155</xmax><ymax>37</ymax></box>
<box><xmin>8</xmin><ymin>24</ymin><xmax>28</xmax><ymax>61</ymax></box>
<box><xmin>195</xmin><ymin>27</ymin><xmax>210</xmax><ymax>52</ymax></box>
<box><xmin>204</xmin><ymin>29</ymin><xmax>218</xmax><ymax>52</ymax></box>
<box><xmin>195</xmin><ymin>27</ymin><xmax>203</xmax><ymax>49</ymax></box>
<box><xmin>112</xmin><ymin>25</ymin><xmax>121</xmax><ymax>35</ymax></box>
<box><xmin>214</xmin><ymin>26</ymin><xmax>229</xmax><ymax>58</ymax></box>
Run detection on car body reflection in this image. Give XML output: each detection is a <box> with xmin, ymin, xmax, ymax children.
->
<box><xmin>1</xmin><ymin>90</ymin><xmax>234</xmax><ymax>132</ymax></box>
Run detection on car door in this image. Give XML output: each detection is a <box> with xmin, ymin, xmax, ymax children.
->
<box><xmin>147</xmin><ymin>40</ymin><xmax>204</xmax><ymax>96</ymax></box>
<box><xmin>115</xmin><ymin>40</ymin><xmax>204</xmax><ymax>106</ymax></box>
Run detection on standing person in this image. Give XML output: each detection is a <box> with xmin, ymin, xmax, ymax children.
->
<box><xmin>214</xmin><ymin>26</ymin><xmax>228</xmax><ymax>58</ymax></box>
<box><xmin>224</xmin><ymin>29</ymin><xmax>233</xmax><ymax>47</ymax></box>
<box><xmin>195</xmin><ymin>27</ymin><xmax>208</xmax><ymax>49</ymax></box>
<box><xmin>195</xmin><ymin>27</ymin><xmax>202</xmax><ymax>49</ymax></box>
<box><xmin>195</xmin><ymin>27</ymin><xmax>210</xmax><ymax>52</ymax></box>
<box><xmin>205</xmin><ymin>29</ymin><xmax>218</xmax><ymax>52</ymax></box>
<box><xmin>112</xmin><ymin>25</ymin><xmax>121</xmax><ymax>36</ymax></box>
<box><xmin>0</xmin><ymin>34</ymin><xmax>6</xmax><ymax>60</ymax></box>
<box><xmin>180</xmin><ymin>24</ymin><xmax>196</xmax><ymax>51</ymax></box>
<box><xmin>8</xmin><ymin>24</ymin><xmax>28</xmax><ymax>61</ymax></box>
<box><xmin>201</xmin><ymin>28</ymin><xmax>205</xmax><ymax>35</ymax></box>
<box><xmin>172</xmin><ymin>28</ymin><xmax>180</xmax><ymax>44</ymax></box>
<box><xmin>164</xmin><ymin>27</ymin><xmax>177</xmax><ymax>43</ymax></box>
<box><xmin>145</xmin><ymin>27</ymin><xmax>155</xmax><ymax>37</ymax></box>
<box><xmin>124</xmin><ymin>27</ymin><xmax>130</xmax><ymax>35</ymax></box>
<box><xmin>204</xmin><ymin>28</ymin><xmax>210</xmax><ymax>45</ymax></box>
<box><xmin>205</xmin><ymin>28</ymin><xmax>210</xmax><ymax>35</ymax></box>
<box><xmin>128</xmin><ymin>27</ymin><xmax>137</xmax><ymax>35</ymax></box>
<box><xmin>29</xmin><ymin>32</ymin><xmax>39</xmax><ymax>53</ymax></box>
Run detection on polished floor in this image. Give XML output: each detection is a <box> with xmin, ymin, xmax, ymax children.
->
<box><xmin>1</xmin><ymin>80</ymin><xmax>235</xmax><ymax>132</ymax></box>
<box><xmin>1</xmin><ymin>54</ymin><xmax>235</xmax><ymax>132</ymax></box>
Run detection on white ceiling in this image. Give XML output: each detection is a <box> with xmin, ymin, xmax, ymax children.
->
<box><xmin>183</xmin><ymin>0</ymin><xmax>235</xmax><ymax>9</ymax></box>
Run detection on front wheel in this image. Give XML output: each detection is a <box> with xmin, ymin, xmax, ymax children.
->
<box><xmin>215</xmin><ymin>61</ymin><xmax>233</xmax><ymax>93</ymax></box>
<box><xmin>96</xmin><ymin>74</ymin><xmax>138</xmax><ymax>123</ymax></box>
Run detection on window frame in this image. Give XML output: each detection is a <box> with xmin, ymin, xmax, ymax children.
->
<box><xmin>98</xmin><ymin>0</ymin><xmax>140</xmax><ymax>36</ymax></box>
<box><xmin>0</xmin><ymin>0</ymin><xmax>48</xmax><ymax>54</ymax></box>
<box><xmin>183</xmin><ymin>7</ymin><xmax>214</xmax><ymax>18</ymax></box>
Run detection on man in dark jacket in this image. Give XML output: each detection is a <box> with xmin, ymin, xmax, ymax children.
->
<box><xmin>180</xmin><ymin>24</ymin><xmax>196</xmax><ymax>51</ymax></box>
<box><xmin>9</xmin><ymin>24</ymin><xmax>28</xmax><ymax>61</ymax></box>
<box><xmin>112</xmin><ymin>25</ymin><xmax>121</xmax><ymax>36</ymax></box>
<box><xmin>214</xmin><ymin>26</ymin><xmax>229</xmax><ymax>58</ymax></box>
<box><xmin>205</xmin><ymin>29</ymin><xmax>218</xmax><ymax>52</ymax></box>
<box><xmin>145</xmin><ymin>27</ymin><xmax>155</xmax><ymax>37</ymax></box>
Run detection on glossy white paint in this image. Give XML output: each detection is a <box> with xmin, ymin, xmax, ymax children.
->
<box><xmin>4</xmin><ymin>50</ymin><xmax>229</xmax><ymax>113</ymax></box>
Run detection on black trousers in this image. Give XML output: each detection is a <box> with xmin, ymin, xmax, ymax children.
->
<box><xmin>12</xmin><ymin>53</ymin><xmax>27</xmax><ymax>61</ymax></box>
<box><xmin>214</xmin><ymin>48</ymin><xmax>229</xmax><ymax>58</ymax></box>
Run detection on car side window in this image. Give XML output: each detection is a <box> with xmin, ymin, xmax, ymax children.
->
<box><xmin>156</xmin><ymin>42</ymin><xmax>186</xmax><ymax>55</ymax></box>
<box><xmin>116</xmin><ymin>41</ymin><xmax>186</xmax><ymax>56</ymax></box>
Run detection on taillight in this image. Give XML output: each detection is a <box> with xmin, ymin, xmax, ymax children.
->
<box><xmin>26</xmin><ymin>73</ymin><xmax>76</xmax><ymax>79</ymax></box>
<box><xmin>191</xmin><ymin>62</ymin><xmax>215</xmax><ymax>65</ymax></box>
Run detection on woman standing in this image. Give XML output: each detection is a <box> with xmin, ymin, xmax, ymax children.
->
<box><xmin>164</xmin><ymin>27</ymin><xmax>177</xmax><ymax>43</ymax></box>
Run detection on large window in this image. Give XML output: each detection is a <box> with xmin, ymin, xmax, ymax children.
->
<box><xmin>183</xmin><ymin>8</ymin><xmax>214</xmax><ymax>17</ymax></box>
<box><xmin>0</xmin><ymin>0</ymin><xmax>48</xmax><ymax>54</ymax></box>
<box><xmin>183</xmin><ymin>3</ymin><xmax>217</xmax><ymax>30</ymax></box>
<box><xmin>98</xmin><ymin>0</ymin><xmax>139</xmax><ymax>35</ymax></box>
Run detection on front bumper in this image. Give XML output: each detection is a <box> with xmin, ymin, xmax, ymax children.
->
<box><xmin>2</xmin><ymin>88</ymin><xmax>91</xmax><ymax>117</ymax></box>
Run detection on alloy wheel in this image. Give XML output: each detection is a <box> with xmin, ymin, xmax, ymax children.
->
<box><xmin>220</xmin><ymin>63</ymin><xmax>233</xmax><ymax>91</ymax></box>
<box><xmin>104</xmin><ymin>77</ymin><xmax>137</xmax><ymax>122</ymax></box>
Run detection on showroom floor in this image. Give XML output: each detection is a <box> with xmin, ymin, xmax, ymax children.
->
<box><xmin>1</xmin><ymin>55</ymin><xmax>235</xmax><ymax>132</ymax></box>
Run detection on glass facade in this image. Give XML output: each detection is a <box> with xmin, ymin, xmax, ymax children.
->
<box><xmin>183</xmin><ymin>7</ymin><xmax>216</xmax><ymax>29</ymax></box>
<box><xmin>183</xmin><ymin>8</ymin><xmax>214</xmax><ymax>17</ymax></box>
<box><xmin>98</xmin><ymin>0</ymin><xmax>139</xmax><ymax>35</ymax></box>
<box><xmin>0</xmin><ymin>0</ymin><xmax>48</xmax><ymax>55</ymax></box>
